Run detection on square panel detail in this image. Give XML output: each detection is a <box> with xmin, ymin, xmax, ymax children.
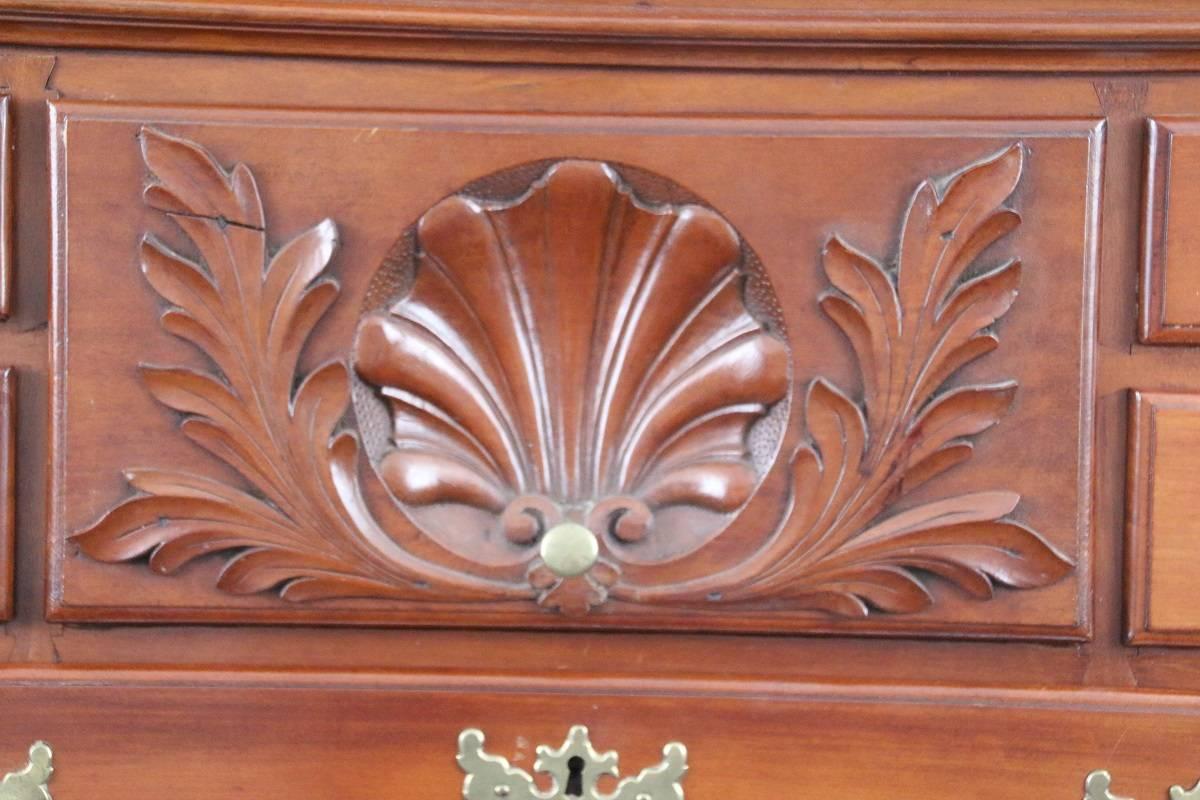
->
<box><xmin>1141</xmin><ymin>117</ymin><xmax>1200</xmax><ymax>344</ymax></box>
<box><xmin>1126</xmin><ymin>391</ymin><xmax>1200</xmax><ymax>645</ymax></box>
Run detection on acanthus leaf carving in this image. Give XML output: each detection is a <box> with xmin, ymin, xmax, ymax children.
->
<box><xmin>72</xmin><ymin>128</ymin><xmax>536</xmax><ymax>607</ymax></box>
<box><xmin>70</xmin><ymin>131</ymin><xmax>1073</xmax><ymax>622</ymax></box>
<box><xmin>623</xmin><ymin>144</ymin><xmax>1072</xmax><ymax>616</ymax></box>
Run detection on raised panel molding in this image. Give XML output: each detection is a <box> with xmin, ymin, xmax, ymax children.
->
<box><xmin>48</xmin><ymin>104</ymin><xmax>1099</xmax><ymax>637</ymax></box>
<box><xmin>0</xmin><ymin>368</ymin><xmax>13</xmax><ymax>621</ymax></box>
<box><xmin>0</xmin><ymin>94</ymin><xmax>10</xmax><ymax>319</ymax></box>
<box><xmin>1126</xmin><ymin>391</ymin><xmax>1200</xmax><ymax>645</ymax></box>
<box><xmin>1141</xmin><ymin>117</ymin><xmax>1200</xmax><ymax>344</ymax></box>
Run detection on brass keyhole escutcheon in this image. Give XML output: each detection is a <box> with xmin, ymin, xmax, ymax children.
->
<box><xmin>458</xmin><ymin>725</ymin><xmax>687</xmax><ymax>800</ymax></box>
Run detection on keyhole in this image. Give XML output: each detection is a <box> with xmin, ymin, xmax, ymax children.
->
<box><xmin>565</xmin><ymin>756</ymin><xmax>586</xmax><ymax>797</ymax></box>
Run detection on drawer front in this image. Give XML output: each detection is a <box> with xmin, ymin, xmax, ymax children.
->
<box><xmin>47</xmin><ymin>98</ymin><xmax>1100</xmax><ymax>638</ymax></box>
<box><xmin>1142</xmin><ymin>117</ymin><xmax>1200</xmax><ymax>343</ymax></box>
<box><xmin>0</xmin><ymin>674</ymin><xmax>1197</xmax><ymax>800</ymax></box>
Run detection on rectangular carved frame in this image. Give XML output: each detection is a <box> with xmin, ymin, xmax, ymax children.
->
<box><xmin>47</xmin><ymin>101</ymin><xmax>1102</xmax><ymax>641</ymax></box>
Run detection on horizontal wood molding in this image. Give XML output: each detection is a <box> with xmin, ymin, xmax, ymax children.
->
<box><xmin>3</xmin><ymin>0</ymin><xmax>1200</xmax><ymax>44</ymax></box>
<box><xmin>5</xmin><ymin>2</ymin><xmax>1200</xmax><ymax>70</ymax></box>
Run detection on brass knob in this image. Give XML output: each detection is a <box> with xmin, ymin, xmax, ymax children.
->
<box><xmin>539</xmin><ymin>522</ymin><xmax>599</xmax><ymax>577</ymax></box>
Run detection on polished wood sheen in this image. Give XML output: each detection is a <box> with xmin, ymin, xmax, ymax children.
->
<box><xmin>1140</xmin><ymin>118</ymin><xmax>1200</xmax><ymax>344</ymax></box>
<box><xmin>0</xmin><ymin>368</ymin><xmax>11</xmax><ymax>621</ymax></box>
<box><xmin>0</xmin><ymin>94</ymin><xmax>10</xmax><ymax>320</ymax></box>
<box><xmin>1125</xmin><ymin>391</ymin><xmax>1200</xmax><ymax>645</ymax></box>
<box><xmin>47</xmin><ymin>104</ymin><xmax>1098</xmax><ymax>637</ymax></box>
<box><xmin>6</xmin><ymin>4</ymin><xmax>1200</xmax><ymax>797</ymax></box>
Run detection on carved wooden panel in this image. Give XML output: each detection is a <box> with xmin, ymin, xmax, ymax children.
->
<box><xmin>48</xmin><ymin>102</ymin><xmax>1100</xmax><ymax>637</ymax></box>
<box><xmin>1125</xmin><ymin>391</ymin><xmax>1200</xmax><ymax>645</ymax></box>
<box><xmin>1141</xmin><ymin>117</ymin><xmax>1200</xmax><ymax>344</ymax></box>
<box><xmin>0</xmin><ymin>94</ymin><xmax>10</xmax><ymax>319</ymax></box>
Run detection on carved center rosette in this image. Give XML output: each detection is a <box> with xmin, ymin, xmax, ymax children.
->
<box><xmin>71</xmin><ymin>129</ymin><xmax>1073</xmax><ymax>623</ymax></box>
<box><xmin>351</xmin><ymin>161</ymin><xmax>790</xmax><ymax>613</ymax></box>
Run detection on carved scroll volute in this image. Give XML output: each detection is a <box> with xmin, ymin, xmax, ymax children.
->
<box><xmin>71</xmin><ymin>130</ymin><xmax>1072</xmax><ymax>622</ymax></box>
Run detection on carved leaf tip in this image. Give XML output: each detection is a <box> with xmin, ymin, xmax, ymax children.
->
<box><xmin>709</xmin><ymin>142</ymin><xmax>1072</xmax><ymax>618</ymax></box>
<box><xmin>138</xmin><ymin>126</ymin><xmax>265</xmax><ymax>230</ymax></box>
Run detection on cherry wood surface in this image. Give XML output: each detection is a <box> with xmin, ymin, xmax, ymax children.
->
<box><xmin>0</xmin><ymin>94</ymin><xmax>9</xmax><ymax>320</ymax></box>
<box><xmin>0</xmin><ymin>669</ymin><xmax>1198</xmax><ymax>799</ymax></box>
<box><xmin>2</xmin><ymin>5</ymin><xmax>1200</xmax><ymax>797</ymax></box>
<box><xmin>0</xmin><ymin>54</ymin><xmax>1163</xmax><ymax>675</ymax></box>
<box><xmin>7</xmin><ymin>1</ymin><xmax>1200</xmax><ymax>72</ymax></box>
<box><xmin>1124</xmin><ymin>391</ymin><xmax>1200</xmax><ymax>646</ymax></box>
<box><xmin>46</xmin><ymin>102</ymin><xmax>1097</xmax><ymax>638</ymax></box>
<box><xmin>1140</xmin><ymin>118</ymin><xmax>1200</xmax><ymax>344</ymax></box>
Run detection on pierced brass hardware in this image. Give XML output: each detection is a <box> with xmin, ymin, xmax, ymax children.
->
<box><xmin>1086</xmin><ymin>772</ymin><xmax>1133</xmax><ymax>800</ymax></box>
<box><xmin>1085</xmin><ymin>770</ymin><xmax>1200</xmax><ymax>800</ymax></box>
<box><xmin>458</xmin><ymin>725</ymin><xmax>686</xmax><ymax>800</ymax></box>
<box><xmin>0</xmin><ymin>742</ymin><xmax>52</xmax><ymax>800</ymax></box>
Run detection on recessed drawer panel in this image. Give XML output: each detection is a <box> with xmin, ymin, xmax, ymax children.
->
<box><xmin>48</xmin><ymin>101</ymin><xmax>1101</xmax><ymax>639</ymax></box>
<box><xmin>1126</xmin><ymin>391</ymin><xmax>1200</xmax><ymax>645</ymax></box>
<box><xmin>0</xmin><ymin>673</ymin><xmax>1198</xmax><ymax>800</ymax></box>
<box><xmin>1142</xmin><ymin>117</ymin><xmax>1200</xmax><ymax>344</ymax></box>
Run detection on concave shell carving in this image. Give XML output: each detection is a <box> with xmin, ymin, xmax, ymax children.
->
<box><xmin>353</xmin><ymin>160</ymin><xmax>791</xmax><ymax>559</ymax></box>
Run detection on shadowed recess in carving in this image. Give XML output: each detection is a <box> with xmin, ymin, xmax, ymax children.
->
<box><xmin>621</xmin><ymin>143</ymin><xmax>1073</xmax><ymax>616</ymax></box>
<box><xmin>70</xmin><ymin>129</ymin><xmax>1072</xmax><ymax>621</ymax></box>
<box><xmin>351</xmin><ymin>160</ymin><xmax>791</xmax><ymax>593</ymax></box>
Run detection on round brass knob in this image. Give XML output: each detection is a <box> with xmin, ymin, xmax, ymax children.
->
<box><xmin>539</xmin><ymin>522</ymin><xmax>599</xmax><ymax>577</ymax></box>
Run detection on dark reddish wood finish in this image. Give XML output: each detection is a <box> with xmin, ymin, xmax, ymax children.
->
<box><xmin>47</xmin><ymin>103</ymin><xmax>1099</xmax><ymax>639</ymax></box>
<box><xmin>0</xmin><ymin>669</ymin><xmax>1198</xmax><ymax>800</ymax></box>
<box><xmin>2</xmin><ymin>5</ymin><xmax>1200</xmax><ymax>797</ymax></box>
<box><xmin>1125</xmin><ymin>391</ymin><xmax>1200</xmax><ymax>645</ymax></box>
<box><xmin>0</xmin><ymin>94</ymin><xmax>10</xmax><ymax>320</ymax></box>
<box><xmin>0</xmin><ymin>368</ymin><xmax>11</xmax><ymax>621</ymax></box>
<box><xmin>1139</xmin><ymin>118</ymin><xmax>1200</xmax><ymax>343</ymax></box>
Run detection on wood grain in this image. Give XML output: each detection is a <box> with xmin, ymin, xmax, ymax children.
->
<box><xmin>0</xmin><ymin>368</ymin><xmax>12</xmax><ymax>621</ymax></box>
<box><xmin>20</xmin><ymin>57</ymin><xmax>1128</xmax><ymax>678</ymax></box>
<box><xmin>7</xmin><ymin>0</ymin><xmax>1200</xmax><ymax>44</ymax></box>
<box><xmin>1139</xmin><ymin>118</ymin><xmax>1200</xmax><ymax>344</ymax></box>
<box><xmin>48</xmin><ymin>104</ymin><xmax>1097</xmax><ymax>636</ymax></box>
<box><xmin>1125</xmin><ymin>391</ymin><xmax>1200</xmax><ymax>645</ymax></box>
<box><xmin>0</xmin><ymin>669</ymin><xmax>1196</xmax><ymax>799</ymax></box>
<box><xmin>9</xmin><ymin>2</ymin><xmax>1200</xmax><ymax>72</ymax></box>
<box><xmin>4</xmin><ymin>33</ymin><xmax>1200</xmax><ymax>798</ymax></box>
<box><xmin>0</xmin><ymin>94</ymin><xmax>9</xmax><ymax>320</ymax></box>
